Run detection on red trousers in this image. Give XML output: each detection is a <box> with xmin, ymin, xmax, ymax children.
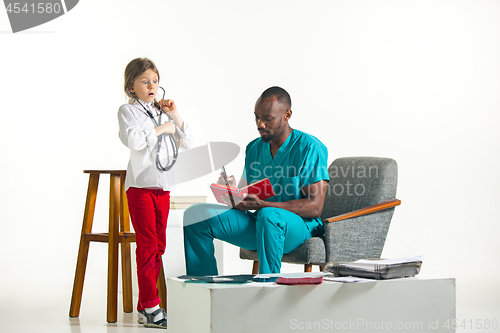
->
<box><xmin>126</xmin><ymin>187</ymin><xmax>170</xmax><ymax>310</ymax></box>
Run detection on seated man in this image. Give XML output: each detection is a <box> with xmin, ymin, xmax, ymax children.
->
<box><xmin>183</xmin><ymin>86</ymin><xmax>329</xmax><ymax>275</ymax></box>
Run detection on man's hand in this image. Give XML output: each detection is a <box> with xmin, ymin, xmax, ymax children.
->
<box><xmin>217</xmin><ymin>172</ymin><xmax>236</xmax><ymax>187</ymax></box>
<box><xmin>235</xmin><ymin>194</ymin><xmax>265</xmax><ymax>211</ymax></box>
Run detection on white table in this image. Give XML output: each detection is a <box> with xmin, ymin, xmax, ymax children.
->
<box><xmin>167</xmin><ymin>275</ymin><xmax>456</xmax><ymax>333</ymax></box>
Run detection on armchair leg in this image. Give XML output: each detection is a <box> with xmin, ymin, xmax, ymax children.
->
<box><xmin>252</xmin><ymin>261</ymin><xmax>259</xmax><ymax>274</ymax></box>
<box><xmin>304</xmin><ymin>264</ymin><xmax>312</xmax><ymax>272</ymax></box>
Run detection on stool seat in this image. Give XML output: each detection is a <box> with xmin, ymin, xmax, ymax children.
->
<box><xmin>69</xmin><ymin>170</ymin><xmax>166</xmax><ymax>323</ymax></box>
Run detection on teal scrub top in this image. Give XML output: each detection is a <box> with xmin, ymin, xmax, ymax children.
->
<box><xmin>242</xmin><ymin>130</ymin><xmax>329</xmax><ymax>228</ymax></box>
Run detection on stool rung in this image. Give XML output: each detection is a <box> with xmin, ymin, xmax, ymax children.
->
<box><xmin>84</xmin><ymin>232</ymin><xmax>136</xmax><ymax>243</ymax></box>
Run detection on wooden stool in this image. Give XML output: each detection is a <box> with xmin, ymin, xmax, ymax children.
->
<box><xmin>69</xmin><ymin>170</ymin><xmax>167</xmax><ymax>323</ymax></box>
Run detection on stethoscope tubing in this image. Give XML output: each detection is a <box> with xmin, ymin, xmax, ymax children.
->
<box><xmin>128</xmin><ymin>86</ymin><xmax>179</xmax><ymax>172</ymax></box>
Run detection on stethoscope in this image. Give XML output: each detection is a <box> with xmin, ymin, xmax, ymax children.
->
<box><xmin>127</xmin><ymin>86</ymin><xmax>179</xmax><ymax>171</ymax></box>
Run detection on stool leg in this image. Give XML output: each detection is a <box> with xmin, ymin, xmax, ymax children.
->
<box><xmin>69</xmin><ymin>173</ymin><xmax>100</xmax><ymax>318</ymax></box>
<box><xmin>119</xmin><ymin>174</ymin><xmax>133</xmax><ymax>313</ymax></box>
<box><xmin>107</xmin><ymin>174</ymin><xmax>120</xmax><ymax>323</ymax></box>
<box><xmin>157</xmin><ymin>258</ymin><xmax>167</xmax><ymax>312</ymax></box>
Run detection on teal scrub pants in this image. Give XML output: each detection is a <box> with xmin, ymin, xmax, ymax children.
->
<box><xmin>183</xmin><ymin>203</ymin><xmax>315</xmax><ymax>275</ymax></box>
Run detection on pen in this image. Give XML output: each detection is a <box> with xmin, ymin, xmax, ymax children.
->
<box><xmin>221</xmin><ymin>166</ymin><xmax>230</xmax><ymax>187</ymax></box>
<box><xmin>221</xmin><ymin>166</ymin><xmax>235</xmax><ymax>207</ymax></box>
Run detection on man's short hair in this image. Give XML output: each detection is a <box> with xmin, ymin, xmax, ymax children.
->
<box><xmin>260</xmin><ymin>86</ymin><xmax>291</xmax><ymax>110</ymax></box>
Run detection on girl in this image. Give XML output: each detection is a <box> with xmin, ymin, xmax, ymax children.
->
<box><xmin>118</xmin><ymin>57</ymin><xmax>193</xmax><ymax>329</ymax></box>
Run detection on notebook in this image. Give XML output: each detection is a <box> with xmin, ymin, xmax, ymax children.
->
<box><xmin>210</xmin><ymin>178</ymin><xmax>275</xmax><ymax>206</ymax></box>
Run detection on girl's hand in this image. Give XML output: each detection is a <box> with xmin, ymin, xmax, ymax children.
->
<box><xmin>156</xmin><ymin>121</ymin><xmax>176</xmax><ymax>136</ymax></box>
<box><xmin>159</xmin><ymin>99</ymin><xmax>177</xmax><ymax>113</ymax></box>
<box><xmin>160</xmin><ymin>98</ymin><xmax>185</xmax><ymax>131</ymax></box>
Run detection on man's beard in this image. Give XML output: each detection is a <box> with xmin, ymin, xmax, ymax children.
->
<box><xmin>260</xmin><ymin>118</ymin><xmax>282</xmax><ymax>143</ymax></box>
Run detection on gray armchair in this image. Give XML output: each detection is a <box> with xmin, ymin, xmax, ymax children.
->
<box><xmin>240</xmin><ymin>156</ymin><xmax>401</xmax><ymax>273</ymax></box>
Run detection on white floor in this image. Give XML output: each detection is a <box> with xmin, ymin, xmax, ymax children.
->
<box><xmin>1</xmin><ymin>271</ymin><xmax>499</xmax><ymax>333</ymax></box>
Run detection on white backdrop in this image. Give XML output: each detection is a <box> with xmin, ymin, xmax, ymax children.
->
<box><xmin>1</xmin><ymin>0</ymin><xmax>499</xmax><ymax>325</ymax></box>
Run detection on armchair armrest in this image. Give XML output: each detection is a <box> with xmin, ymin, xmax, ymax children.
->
<box><xmin>323</xmin><ymin>199</ymin><xmax>401</xmax><ymax>223</ymax></box>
